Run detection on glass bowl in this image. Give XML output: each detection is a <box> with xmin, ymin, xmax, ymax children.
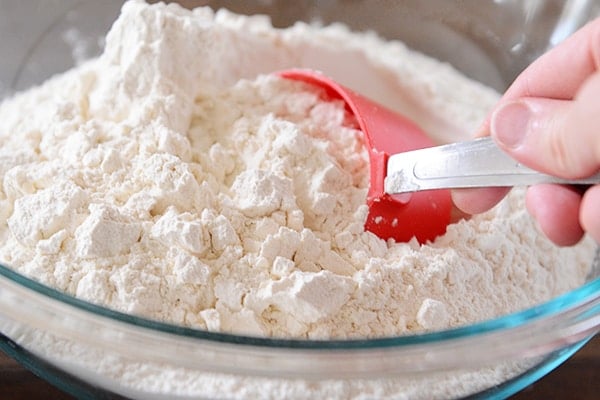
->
<box><xmin>0</xmin><ymin>257</ymin><xmax>599</xmax><ymax>399</ymax></box>
<box><xmin>0</xmin><ymin>1</ymin><xmax>599</xmax><ymax>399</ymax></box>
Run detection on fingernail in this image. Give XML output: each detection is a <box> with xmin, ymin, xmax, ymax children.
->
<box><xmin>491</xmin><ymin>101</ymin><xmax>531</xmax><ymax>148</ymax></box>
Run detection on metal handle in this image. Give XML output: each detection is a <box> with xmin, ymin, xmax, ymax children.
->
<box><xmin>385</xmin><ymin>137</ymin><xmax>600</xmax><ymax>193</ymax></box>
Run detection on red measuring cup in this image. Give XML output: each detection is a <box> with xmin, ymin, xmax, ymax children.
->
<box><xmin>279</xmin><ymin>69</ymin><xmax>452</xmax><ymax>244</ymax></box>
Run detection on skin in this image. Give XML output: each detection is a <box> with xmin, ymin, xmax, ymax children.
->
<box><xmin>452</xmin><ymin>18</ymin><xmax>600</xmax><ymax>246</ymax></box>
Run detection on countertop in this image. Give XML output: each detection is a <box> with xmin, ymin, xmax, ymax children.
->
<box><xmin>0</xmin><ymin>335</ymin><xmax>598</xmax><ymax>399</ymax></box>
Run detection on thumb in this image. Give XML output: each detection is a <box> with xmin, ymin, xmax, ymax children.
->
<box><xmin>490</xmin><ymin>72</ymin><xmax>600</xmax><ymax>178</ymax></box>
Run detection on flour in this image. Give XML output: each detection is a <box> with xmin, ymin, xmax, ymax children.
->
<box><xmin>0</xmin><ymin>1</ymin><xmax>596</xmax><ymax>399</ymax></box>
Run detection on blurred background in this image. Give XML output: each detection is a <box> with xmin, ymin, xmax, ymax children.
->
<box><xmin>1</xmin><ymin>0</ymin><xmax>599</xmax><ymax>99</ymax></box>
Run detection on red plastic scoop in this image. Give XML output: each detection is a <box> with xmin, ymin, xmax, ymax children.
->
<box><xmin>279</xmin><ymin>69</ymin><xmax>452</xmax><ymax>244</ymax></box>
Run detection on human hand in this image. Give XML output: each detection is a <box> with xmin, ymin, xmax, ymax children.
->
<box><xmin>452</xmin><ymin>18</ymin><xmax>600</xmax><ymax>246</ymax></box>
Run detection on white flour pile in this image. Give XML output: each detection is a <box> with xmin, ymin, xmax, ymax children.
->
<box><xmin>0</xmin><ymin>1</ymin><xmax>595</xmax><ymax>399</ymax></box>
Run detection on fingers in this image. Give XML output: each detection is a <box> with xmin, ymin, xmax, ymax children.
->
<box><xmin>451</xmin><ymin>187</ymin><xmax>510</xmax><ymax>215</ymax></box>
<box><xmin>581</xmin><ymin>185</ymin><xmax>600</xmax><ymax>243</ymax></box>
<box><xmin>453</xmin><ymin>73</ymin><xmax>600</xmax><ymax>216</ymax></box>
<box><xmin>490</xmin><ymin>73</ymin><xmax>600</xmax><ymax>246</ymax></box>
<box><xmin>452</xmin><ymin>19</ymin><xmax>600</xmax><ymax>244</ymax></box>
<box><xmin>526</xmin><ymin>184</ymin><xmax>584</xmax><ymax>246</ymax></box>
<box><xmin>491</xmin><ymin>72</ymin><xmax>600</xmax><ymax>178</ymax></box>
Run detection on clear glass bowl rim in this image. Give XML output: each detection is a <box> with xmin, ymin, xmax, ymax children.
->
<box><xmin>1</xmin><ymin>255</ymin><xmax>599</xmax><ymax>351</ymax></box>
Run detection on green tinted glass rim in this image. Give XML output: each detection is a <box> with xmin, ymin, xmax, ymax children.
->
<box><xmin>1</xmin><ymin>261</ymin><xmax>599</xmax><ymax>350</ymax></box>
